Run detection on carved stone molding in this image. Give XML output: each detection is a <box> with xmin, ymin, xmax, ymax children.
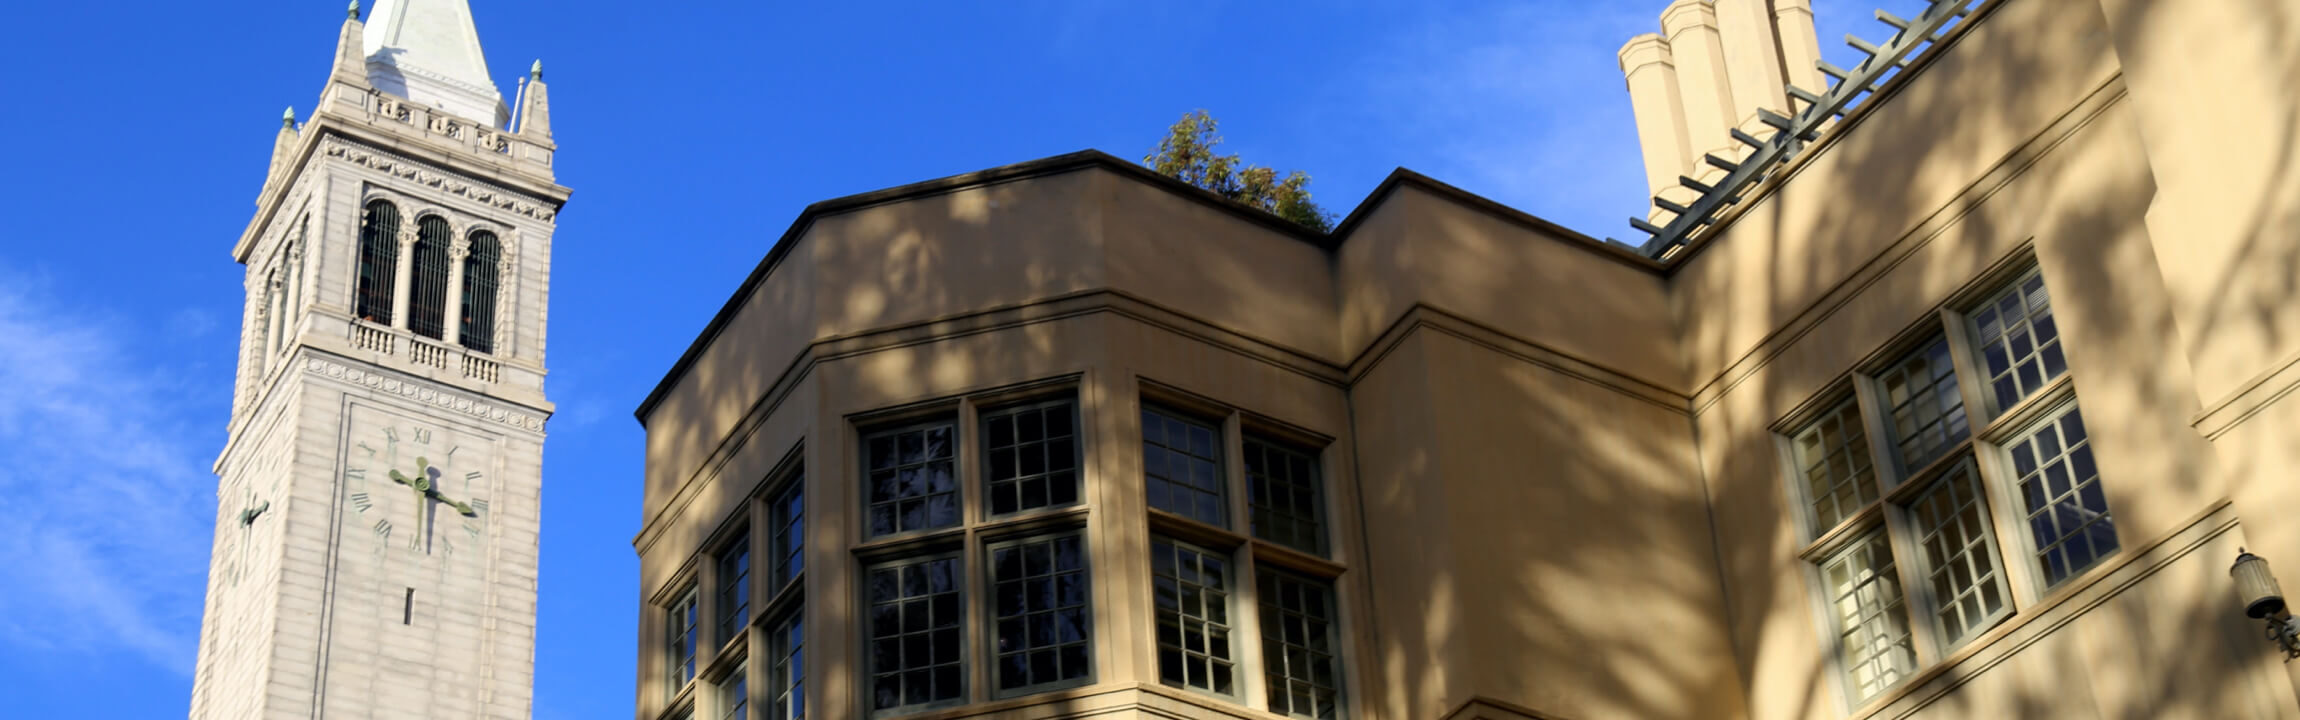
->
<box><xmin>322</xmin><ymin>138</ymin><xmax>558</xmax><ymax>222</ymax></box>
<box><xmin>304</xmin><ymin>357</ymin><xmax>544</xmax><ymax>431</ymax></box>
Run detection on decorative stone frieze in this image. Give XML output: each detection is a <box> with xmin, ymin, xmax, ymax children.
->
<box><xmin>322</xmin><ymin>138</ymin><xmax>557</xmax><ymax>221</ymax></box>
<box><xmin>303</xmin><ymin>356</ymin><xmax>544</xmax><ymax>431</ymax></box>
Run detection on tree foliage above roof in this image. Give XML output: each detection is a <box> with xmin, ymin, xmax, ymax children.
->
<box><xmin>1144</xmin><ymin>110</ymin><xmax>1336</xmax><ymax>233</ymax></box>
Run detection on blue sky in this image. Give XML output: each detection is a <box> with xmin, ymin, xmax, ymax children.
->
<box><xmin>0</xmin><ymin>1</ymin><xmax>1879</xmax><ymax>716</ymax></box>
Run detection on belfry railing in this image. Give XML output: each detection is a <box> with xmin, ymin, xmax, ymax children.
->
<box><xmin>1630</xmin><ymin>0</ymin><xmax>1988</xmax><ymax>261</ymax></box>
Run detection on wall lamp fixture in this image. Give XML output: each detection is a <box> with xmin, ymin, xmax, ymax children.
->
<box><xmin>2231</xmin><ymin>549</ymin><xmax>2300</xmax><ymax>661</ymax></box>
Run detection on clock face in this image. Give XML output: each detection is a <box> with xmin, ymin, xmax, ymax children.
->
<box><xmin>343</xmin><ymin>416</ymin><xmax>493</xmax><ymax>570</ymax></box>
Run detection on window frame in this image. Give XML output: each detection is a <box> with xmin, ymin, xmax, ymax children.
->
<box><xmin>859</xmin><ymin>416</ymin><xmax>963</xmax><ymax>541</ymax></box>
<box><xmin>1254</xmin><ymin>566</ymin><xmax>1346</xmax><ymax>720</ymax></box>
<box><xmin>665</xmin><ymin>585</ymin><xmax>702</xmax><ymax>704</ymax></box>
<box><xmin>715</xmin><ymin>529</ymin><xmax>752</xmax><ymax>648</ymax></box>
<box><xmin>1134</xmin><ymin>381</ymin><xmax>1356</xmax><ymax>717</ymax></box>
<box><xmin>1777</xmin><ymin>259</ymin><xmax>2120</xmax><ymax>713</ymax></box>
<box><xmin>983</xmin><ymin>529</ymin><xmax>1096</xmax><ymax>698</ymax></box>
<box><xmin>845</xmin><ymin>376</ymin><xmax>1097</xmax><ymax>714</ymax></box>
<box><xmin>977</xmin><ymin>395</ymin><xmax>1084</xmax><ymax>520</ymax></box>
<box><xmin>861</xmin><ymin>551</ymin><xmax>969</xmax><ymax>717</ymax></box>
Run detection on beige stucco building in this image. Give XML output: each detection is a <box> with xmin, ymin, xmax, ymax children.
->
<box><xmin>632</xmin><ymin>0</ymin><xmax>2300</xmax><ymax>719</ymax></box>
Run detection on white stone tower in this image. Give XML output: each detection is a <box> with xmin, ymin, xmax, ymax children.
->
<box><xmin>190</xmin><ymin>1</ymin><xmax>566</xmax><ymax>717</ymax></box>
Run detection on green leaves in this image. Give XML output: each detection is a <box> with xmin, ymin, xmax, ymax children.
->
<box><xmin>1143</xmin><ymin>110</ymin><xmax>1335</xmax><ymax>233</ymax></box>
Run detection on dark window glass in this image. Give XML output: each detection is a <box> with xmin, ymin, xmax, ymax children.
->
<box><xmin>1876</xmin><ymin>337</ymin><xmax>1970</xmax><ymax>473</ymax></box>
<box><xmin>408</xmin><ymin>215</ymin><xmax>452</xmax><ymax>340</ymax></box>
<box><xmin>863</xmin><ymin>423</ymin><xmax>957</xmax><ymax>538</ymax></box>
<box><xmin>1246</xmin><ymin>437</ymin><xmax>1327</xmax><ymax>555</ymax></box>
<box><xmin>866</xmin><ymin>556</ymin><xmax>963</xmax><ymax>711</ymax></box>
<box><xmin>768</xmin><ymin>479</ymin><xmax>804</xmax><ymax>592</ymax></box>
<box><xmin>355</xmin><ymin>200</ymin><xmax>400</xmax><ymax>325</ymax></box>
<box><xmin>459</xmin><ymin>231</ymin><xmax>501</xmax><ymax>354</ymax></box>
<box><xmin>1969</xmin><ymin>269</ymin><xmax>2066</xmax><ymax>412</ymax></box>
<box><xmin>2009</xmin><ymin>405</ymin><xmax>2116</xmax><ymax>587</ymax></box>
<box><xmin>991</xmin><ymin>533</ymin><xmax>1092</xmax><ymax>694</ymax></box>
<box><xmin>668</xmin><ymin>589</ymin><xmax>700</xmax><ymax>700</ymax></box>
<box><xmin>1151</xmin><ymin>538</ymin><xmax>1234</xmax><ymax>696</ymax></box>
<box><xmin>717</xmin><ymin>537</ymin><xmax>750</xmax><ymax>644</ymax></box>
<box><xmin>1143</xmin><ymin>407</ymin><xmax>1224</xmax><ymax>527</ymax></box>
<box><xmin>1258</xmin><ymin>569</ymin><xmax>1344</xmax><ymax>719</ymax></box>
<box><xmin>717</xmin><ymin>663</ymin><xmax>747</xmax><ymax>720</ymax></box>
<box><xmin>767</xmin><ymin>610</ymin><xmax>805</xmax><ymax>720</ymax></box>
<box><xmin>982</xmin><ymin>399</ymin><xmax>1080</xmax><ymax>516</ymax></box>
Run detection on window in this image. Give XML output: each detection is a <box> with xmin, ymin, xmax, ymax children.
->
<box><xmin>1139</xmin><ymin>393</ymin><xmax>1352</xmax><ymax>716</ymax></box>
<box><xmin>1907</xmin><ymin>461</ymin><xmax>2007</xmax><ymax>645</ymax></box>
<box><xmin>408</xmin><ymin>215</ymin><xmax>452</xmax><ymax>340</ymax></box>
<box><xmin>981</xmin><ymin>399</ymin><xmax>1080</xmax><ymax>516</ymax></box>
<box><xmin>717</xmin><ymin>536</ymin><xmax>750</xmax><ymax>644</ymax></box>
<box><xmin>1257</xmin><ymin>569</ymin><xmax>1343</xmax><ymax>720</ymax></box>
<box><xmin>989</xmin><ymin>532</ymin><xmax>1092</xmax><ymax>695</ymax></box>
<box><xmin>1968</xmin><ymin>268</ymin><xmax>2065</xmax><ymax>412</ymax></box>
<box><xmin>1820</xmin><ymin>532</ymin><xmax>1914</xmax><ymax>703</ymax></box>
<box><xmin>1144</xmin><ymin>406</ymin><xmax>1224</xmax><ymax>526</ymax></box>
<box><xmin>1152</xmin><ymin>538</ymin><xmax>1235</xmax><ymax>696</ymax></box>
<box><xmin>718</xmin><ymin>664</ymin><xmax>747</xmax><ymax>720</ymax></box>
<box><xmin>355</xmin><ymin>200</ymin><xmax>400</xmax><ymax>325</ymax></box>
<box><xmin>866</xmin><ymin>555</ymin><xmax>963</xmax><ymax>713</ymax></box>
<box><xmin>767</xmin><ymin>480</ymin><xmax>803</xmax><ymax>592</ymax></box>
<box><xmin>764</xmin><ymin>610</ymin><xmax>804</xmax><ymax>720</ymax></box>
<box><xmin>1245</xmin><ymin>437</ymin><xmax>1327</xmax><ymax>556</ymax></box>
<box><xmin>863</xmin><ymin>422</ymin><xmax>957</xmax><ymax>538</ymax></box>
<box><xmin>1876</xmin><ymin>338</ymin><xmax>1969</xmax><ymax>473</ymax></box>
<box><xmin>667</xmin><ymin>588</ymin><xmax>700</xmax><ymax>700</ymax></box>
<box><xmin>2008</xmin><ymin>404</ymin><xmax>2115</xmax><ymax>587</ymax></box>
<box><xmin>1782</xmin><ymin>263</ymin><xmax>2120</xmax><ymax>708</ymax></box>
<box><xmin>460</xmin><ymin>230</ymin><xmax>501</xmax><ymax>354</ymax></box>
<box><xmin>1791</xmin><ymin>399</ymin><xmax>1877</xmax><ymax>533</ymax></box>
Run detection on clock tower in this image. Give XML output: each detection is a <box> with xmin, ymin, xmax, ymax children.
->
<box><xmin>191</xmin><ymin>2</ymin><xmax>567</xmax><ymax>718</ymax></box>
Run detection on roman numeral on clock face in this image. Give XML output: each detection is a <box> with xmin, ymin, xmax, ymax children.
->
<box><xmin>466</xmin><ymin>471</ymin><xmax>483</xmax><ymax>482</ymax></box>
<box><xmin>464</xmin><ymin>523</ymin><xmax>482</xmax><ymax>539</ymax></box>
<box><xmin>470</xmin><ymin>499</ymin><xmax>489</xmax><ymax>514</ymax></box>
<box><xmin>373</xmin><ymin>518</ymin><xmax>393</xmax><ymax>539</ymax></box>
<box><xmin>350</xmin><ymin>492</ymin><xmax>372</xmax><ymax>512</ymax></box>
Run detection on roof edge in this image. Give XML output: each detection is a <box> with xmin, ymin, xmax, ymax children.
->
<box><xmin>632</xmin><ymin>150</ymin><xmax>1654</xmax><ymax>422</ymax></box>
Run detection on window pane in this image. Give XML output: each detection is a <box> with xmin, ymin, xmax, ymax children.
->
<box><xmin>991</xmin><ymin>533</ymin><xmax>1092</xmax><ymax>694</ymax></box>
<box><xmin>982</xmin><ymin>400</ymin><xmax>1082</xmax><ymax>516</ymax></box>
<box><xmin>1145</xmin><ymin>407</ymin><xmax>1225</xmax><ymax>527</ymax></box>
<box><xmin>408</xmin><ymin>215</ymin><xmax>453</xmax><ymax>340</ymax></box>
<box><xmin>1907</xmin><ymin>461</ymin><xmax>2008</xmax><ymax>646</ymax></box>
<box><xmin>769</xmin><ymin>479</ymin><xmax>804</xmax><ymax>591</ymax></box>
<box><xmin>1968</xmin><ymin>268</ymin><xmax>2066</xmax><ymax>411</ymax></box>
<box><xmin>866</xmin><ymin>556</ymin><xmax>963</xmax><ymax>711</ymax></box>
<box><xmin>719</xmin><ymin>664</ymin><xmax>747</xmax><ymax>720</ymax></box>
<box><xmin>1820</xmin><ymin>532</ymin><xmax>1915</xmax><ymax>703</ymax></box>
<box><xmin>668</xmin><ymin>589</ymin><xmax>700</xmax><ymax>701</ymax></box>
<box><xmin>355</xmin><ymin>200</ymin><xmax>400</xmax><ymax>325</ymax></box>
<box><xmin>1792</xmin><ymin>399</ymin><xmax>1880</xmax><ymax>534</ymax></box>
<box><xmin>2009</xmin><ymin>405</ymin><xmax>2116</xmax><ymax>588</ymax></box>
<box><xmin>1152</xmin><ymin>538</ymin><xmax>1235</xmax><ymax>696</ymax></box>
<box><xmin>863</xmin><ymin>423</ymin><xmax>958</xmax><ymax>537</ymax></box>
<box><xmin>717</xmin><ymin>537</ymin><xmax>750</xmax><ymax>644</ymax></box>
<box><xmin>459</xmin><ymin>231</ymin><xmax>501</xmax><ymax>354</ymax></box>
<box><xmin>1876</xmin><ymin>338</ymin><xmax>1970</xmax><ymax>474</ymax></box>
<box><xmin>1246</xmin><ymin>437</ymin><xmax>1328</xmax><ymax>556</ymax></box>
<box><xmin>1257</xmin><ymin>569</ymin><xmax>1343</xmax><ymax>719</ymax></box>
<box><xmin>766</xmin><ymin>610</ymin><xmax>805</xmax><ymax>720</ymax></box>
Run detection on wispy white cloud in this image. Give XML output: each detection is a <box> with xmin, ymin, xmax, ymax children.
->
<box><xmin>1334</xmin><ymin>0</ymin><xmax>1658</xmax><ymax>238</ymax></box>
<box><xmin>0</xmin><ymin>271</ymin><xmax>219</xmax><ymax>675</ymax></box>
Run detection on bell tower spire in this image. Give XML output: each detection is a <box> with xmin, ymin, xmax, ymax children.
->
<box><xmin>361</xmin><ymin>0</ymin><xmax>509</xmax><ymax>126</ymax></box>
<box><xmin>191</xmin><ymin>3</ymin><xmax>565</xmax><ymax>719</ymax></box>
